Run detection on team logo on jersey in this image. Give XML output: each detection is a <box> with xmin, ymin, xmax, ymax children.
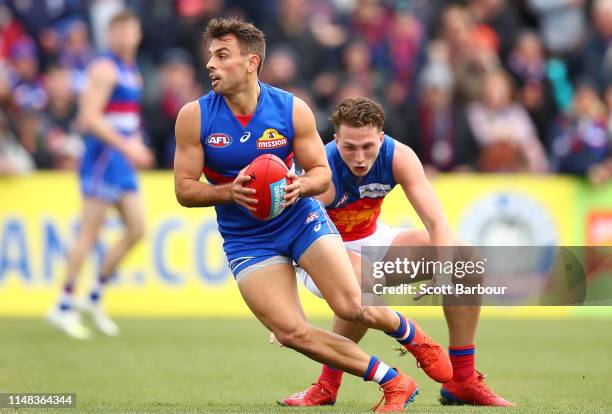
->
<box><xmin>206</xmin><ymin>133</ymin><xmax>233</xmax><ymax>148</ymax></box>
<box><xmin>359</xmin><ymin>183</ymin><xmax>391</xmax><ymax>199</ymax></box>
<box><xmin>305</xmin><ymin>211</ymin><xmax>320</xmax><ymax>224</ymax></box>
<box><xmin>334</xmin><ymin>192</ymin><xmax>350</xmax><ymax>208</ymax></box>
<box><xmin>257</xmin><ymin>128</ymin><xmax>288</xmax><ymax>149</ymax></box>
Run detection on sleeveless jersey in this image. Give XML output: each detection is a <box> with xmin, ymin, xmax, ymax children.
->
<box><xmin>199</xmin><ymin>82</ymin><xmax>307</xmax><ymax>237</ymax></box>
<box><xmin>325</xmin><ymin>135</ymin><xmax>397</xmax><ymax>241</ymax></box>
<box><xmin>82</xmin><ymin>52</ymin><xmax>142</xmax><ymax>155</ymax></box>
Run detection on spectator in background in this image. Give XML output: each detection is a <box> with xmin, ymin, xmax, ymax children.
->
<box><xmin>527</xmin><ymin>0</ymin><xmax>586</xmax><ymax>75</ymax></box>
<box><xmin>9</xmin><ymin>37</ymin><xmax>47</xmax><ymax>112</ymax></box>
<box><xmin>408</xmin><ymin>53</ymin><xmax>478</xmax><ymax>175</ymax></box>
<box><xmin>580</xmin><ymin>0</ymin><xmax>612</xmax><ymax>92</ymax></box>
<box><xmin>349</xmin><ymin>0</ymin><xmax>392</xmax><ymax>64</ymax></box>
<box><xmin>467</xmin><ymin>69</ymin><xmax>549</xmax><ymax>173</ymax></box>
<box><xmin>266</xmin><ymin>0</ymin><xmax>330</xmax><ymax>84</ymax></box>
<box><xmin>0</xmin><ymin>111</ymin><xmax>34</xmax><ymax>174</ymax></box>
<box><xmin>0</xmin><ymin>0</ymin><xmax>25</xmax><ymax>59</ymax></box>
<box><xmin>58</xmin><ymin>17</ymin><xmax>94</xmax><ymax>92</ymax></box>
<box><xmin>14</xmin><ymin>109</ymin><xmax>52</xmax><ymax>169</ymax></box>
<box><xmin>0</xmin><ymin>62</ymin><xmax>16</xmax><ymax>115</ymax></box>
<box><xmin>466</xmin><ymin>0</ymin><xmax>521</xmax><ymax>60</ymax></box>
<box><xmin>440</xmin><ymin>4</ymin><xmax>500</xmax><ymax>103</ymax></box>
<box><xmin>507</xmin><ymin>30</ymin><xmax>558</xmax><ymax>148</ymax></box>
<box><xmin>260</xmin><ymin>47</ymin><xmax>300</xmax><ymax>91</ymax></box>
<box><xmin>146</xmin><ymin>48</ymin><xmax>201</xmax><ymax>168</ymax></box>
<box><xmin>175</xmin><ymin>0</ymin><xmax>224</xmax><ymax>83</ymax></box>
<box><xmin>550</xmin><ymin>82</ymin><xmax>609</xmax><ymax>176</ymax></box>
<box><xmin>340</xmin><ymin>39</ymin><xmax>380</xmax><ymax>98</ymax></box>
<box><xmin>382</xmin><ymin>8</ymin><xmax>425</xmax><ymax>105</ymax></box>
<box><xmin>41</xmin><ymin>64</ymin><xmax>82</xmax><ymax>169</ymax></box>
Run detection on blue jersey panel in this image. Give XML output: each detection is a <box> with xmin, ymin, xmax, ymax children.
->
<box><xmin>199</xmin><ymin>82</ymin><xmax>304</xmax><ymax>237</ymax></box>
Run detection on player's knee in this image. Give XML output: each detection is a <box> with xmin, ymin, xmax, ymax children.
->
<box><xmin>274</xmin><ymin>325</ymin><xmax>312</xmax><ymax>350</ymax></box>
<box><xmin>330</xmin><ymin>298</ymin><xmax>363</xmax><ymax>323</ymax></box>
<box><xmin>126</xmin><ymin>222</ymin><xmax>146</xmax><ymax>244</ymax></box>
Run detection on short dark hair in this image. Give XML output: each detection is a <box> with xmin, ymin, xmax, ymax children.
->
<box><xmin>330</xmin><ymin>98</ymin><xmax>385</xmax><ymax>131</ymax></box>
<box><xmin>109</xmin><ymin>9</ymin><xmax>139</xmax><ymax>27</ymax></box>
<box><xmin>204</xmin><ymin>17</ymin><xmax>266</xmax><ymax>74</ymax></box>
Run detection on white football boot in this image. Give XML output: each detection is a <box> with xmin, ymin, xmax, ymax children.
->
<box><xmin>46</xmin><ymin>308</ymin><xmax>91</xmax><ymax>340</ymax></box>
<box><xmin>77</xmin><ymin>299</ymin><xmax>119</xmax><ymax>337</ymax></box>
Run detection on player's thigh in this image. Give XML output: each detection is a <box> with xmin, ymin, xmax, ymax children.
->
<box><xmin>116</xmin><ymin>191</ymin><xmax>145</xmax><ymax>238</ymax></box>
<box><xmin>298</xmin><ymin>236</ymin><xmax>362</xmax><ymax>319</ymax></box>
<box><xmin>78</xmin><ymin>197</ymin><xmax>111</xmax><ymax>241</ymax></box>
<box><xmin>238</xmin><ymin>263</ymin><xmax>307</xmax><ymax>336</ymax></box>
<box><xmin>298</xmin><ymin>249</ymin><xmax>361</xmax><ymax>298</ymax></box>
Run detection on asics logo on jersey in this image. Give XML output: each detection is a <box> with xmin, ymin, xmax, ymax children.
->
<box><xmin>257</xmin><ymin>128</ymin><xmax>288</xmax><ymax>149</ymax></box>
<box><xmin>314</xmin><ymin>222</ymin><xmax>322</xmax><ymax>232</ymax></box>
<box><xmin>359</xmin><ymin>183</ymin><xmax>391</xmax><ymax>198</ymax></box>
<box><xmin>206</xmin><ymin>133</ymin><xmax>233</xmax><ymax>148</ymax></box>
<box><xmin>240</xmin><ymin>131</ymin><xmax>251</xmax><ymax>143</ymax></box>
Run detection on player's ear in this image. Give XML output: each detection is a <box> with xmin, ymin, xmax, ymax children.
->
<box><xmin>333</xmin><ymin>133</ymin><xmax>338</xmax><ymax>143</ymax></box>
<box><xmin>379</xmin><ymin>130</ymin><xmax>384</xmax><ymax>142</ymax></box>
<box><xmin>247</xmin><ymin>54</ymin><xmax>259</xmax><ymax>73</ymax></box>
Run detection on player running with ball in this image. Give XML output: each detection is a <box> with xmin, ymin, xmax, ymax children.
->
<box><xmin>174</xmin><ymin>17</ymin><xmax>452</xmax><ymax>412</ymax></box>
<box><xmin>277</xmin><ymin>97</ymin><xmax>513</xmax><ymax>407</ymax></box>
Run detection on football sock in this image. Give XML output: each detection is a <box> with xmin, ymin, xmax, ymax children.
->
<box><xmin>386</xmin><ymin>312</ymin><xmax>415</xmax><ymax>346</ymax></box>
<box><xmin>449</xmin><ymin>344</ymin><xmax>475</xmax><ymax>382</ymax></box>
<box><xmin>363</xmin><ymin>356</ymin><xmax>398</xmax><ymax>385</ymax></box>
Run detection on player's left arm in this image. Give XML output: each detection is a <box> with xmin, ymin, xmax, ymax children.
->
<box><xmin>392</xmin><ymin>141</ymin><xmax>454</xmax><ymax>246</ymax></box>
<box><xmin>283</xmin><ymin>97</ymin><xmax>331</xmax><ymax>207</ymax></box>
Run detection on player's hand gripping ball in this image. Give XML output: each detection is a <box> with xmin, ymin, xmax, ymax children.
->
<box><xmin>243</xmin><ymin>154</ymin><xmax>292</xmax><ymax>220</ymax></box>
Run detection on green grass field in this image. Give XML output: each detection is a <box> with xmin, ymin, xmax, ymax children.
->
<box><xmin>1</xmin><ymin>318</ymin><xmax>611</xmax><ymax>413</ymax></box>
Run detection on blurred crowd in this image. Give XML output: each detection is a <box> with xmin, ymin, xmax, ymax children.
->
<box><xmin>1</xmin><ymin>0</ymin><xmax>612</xmax><ymax>181</ymax></box>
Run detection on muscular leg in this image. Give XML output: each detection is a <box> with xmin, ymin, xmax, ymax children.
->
<box><xmin>238</xmin><ymin>263</ymin><xmax>372</xmax><ymax>376</ymax></box>
<box><xmin>331</xmin><ymin>251</ymin><xmax>369</xmax><ymax>343</ymax></box>
<box><xmin>299</xmin><ymin>236</ymin><xmax>400</xmax><ymax>332</ymax></box>
<box><xmin>99</xmin><ymin>192</ymin><xmax>146</xmax><ymax>279</ymax></box>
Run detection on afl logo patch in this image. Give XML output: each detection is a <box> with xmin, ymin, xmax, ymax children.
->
<box><xmin>257</xmin><ymin>128</ymin><xmax>288</xmax><ymax>150</ymax></box>
<box><xmin>206</xmin><ymin>133</ymin><xmax>233</xmax><ymax>148</ymax></box>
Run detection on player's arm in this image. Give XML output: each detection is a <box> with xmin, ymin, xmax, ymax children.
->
<box><xmin>314</xmin><ymin>181</ymin><xmax>336</xmax><ymax>207</ymax></box>
<box><xmin>283</xmin><ymin>97</ymin><xmax>331</xmax><ymax>206</ymax></box>
<box><xmin>78</xmin><ymin>59</ymin><xmax>152</xmax><ymax>167</ymax></box>
<box><xmin>392</xmin><ymin>142</ymin><xmax>454</xmax><ymax>246</ymax></box>
<box><xmin>173</xmin><ymin>101</ymin><xmax>256</xmax><ymax>210</ymax></box>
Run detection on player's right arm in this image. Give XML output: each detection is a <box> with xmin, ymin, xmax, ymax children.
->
<box><xmin>173</xmin><ymin>101</ymin><xmax>257</xmax><ymax>210</ymax></box>
<box><xmin>78</xmin><ymin>59</ymin><xmax>152</xmax><ymax>167</ymax></box>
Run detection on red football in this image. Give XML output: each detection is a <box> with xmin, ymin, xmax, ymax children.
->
<box><xmin>244</xmin><ymin>154</ymin><xmax>292</xmax><ymax>220</ymax></box>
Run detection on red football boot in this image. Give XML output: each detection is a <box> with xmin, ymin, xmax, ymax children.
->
<box><xmin>372</xmin><ymin>370</ymin><xmax>419</xmax><ymax>413</ymax></box>
<box><xmin>440</xmin><ymin>371</ymin><xmax>514</xmax><ymax>406</ymax></box>
<box><xmin>400</xmin><ymin>319</ymin><xmax>453</xmax><ymax>383</ymax></box>
<box><xmin>278</xmin><ymin>380</ymin><xmax>338</xmax><ymax>407</ymax></box>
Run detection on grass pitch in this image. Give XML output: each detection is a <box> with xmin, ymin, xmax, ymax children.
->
<box><xmin>1</xmin><ymin>317</ymin><xmax>611</xmax><ymax>413</ymax></box>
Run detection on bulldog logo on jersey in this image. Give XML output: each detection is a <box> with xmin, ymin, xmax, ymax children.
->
<box><xmin>256</xmin><ymin>128</ymin><xmax>288</xmax><ymax>150</ymax></box>
<box><xmin>206</xmin><ymin>133</ymin><xmax>233</xmax><ymax>148</ymax></box>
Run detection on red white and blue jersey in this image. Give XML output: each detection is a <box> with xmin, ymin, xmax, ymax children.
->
<box><xmin>79</xmin><ymin>52</ymin><xmax>142</xmax><ymax>202</ymax></box>
<box><xmin>102</xmin><ymin>52</ymin><xmax>142</xmax><ymax>136</ymax></box>
<box><xmin>199</xmin><ymin>82</ymin><xmax>319</xmax><ymax>238</ymax></box>
<box><xmin>325</xmin><ymin>135</ymin><xmax>397</xmax><ymax>241</ymax></box>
